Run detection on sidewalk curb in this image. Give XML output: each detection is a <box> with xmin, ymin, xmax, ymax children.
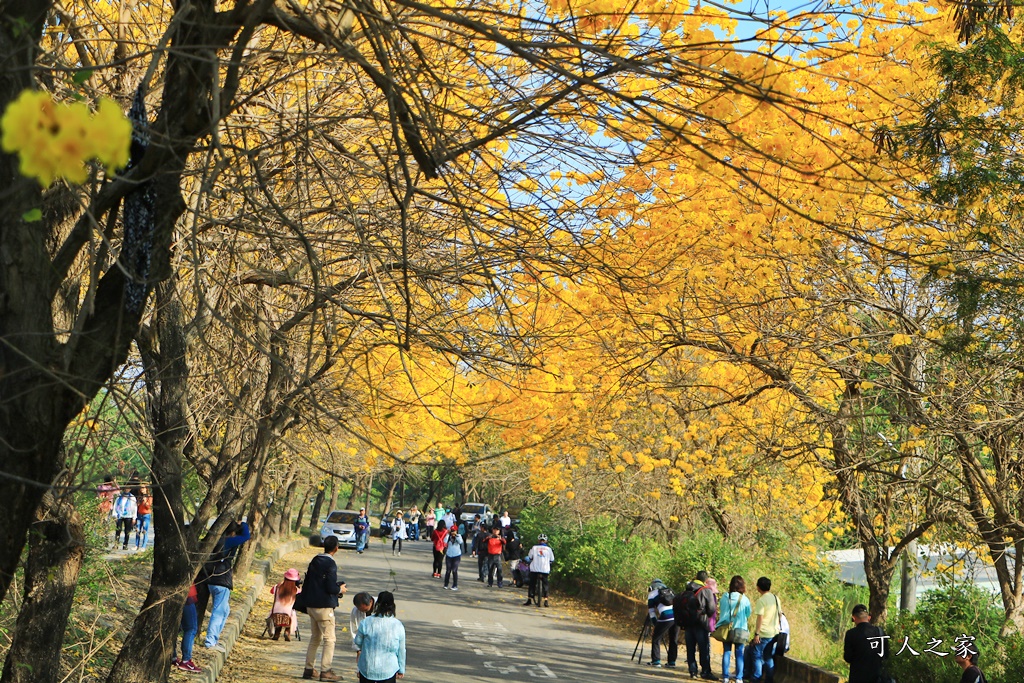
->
<box><xmin>198</xmin><ymin>537</ymin><xmax>309</xmax><ymax>683</ymax></box>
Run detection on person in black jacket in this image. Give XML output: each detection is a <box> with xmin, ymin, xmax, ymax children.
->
<box><xmin>844</xmin><ymin>604</ymin><xmax>889</xmax><ymax>683</ymax></box>
<box><xmin>201</xmin><ymin>520</ymin><xmax>250</xmax><ymax>652</ymax></box>
<box><xmin>303</xmin><ymin>535</ymin><xmax>347</xmax><ymax>682</ymax></box>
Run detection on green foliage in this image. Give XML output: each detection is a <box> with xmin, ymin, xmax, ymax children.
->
<box><xmin>886</xmin><ymin>584</ymin><xmax>1003</xmax><ymax>683</ymax></box>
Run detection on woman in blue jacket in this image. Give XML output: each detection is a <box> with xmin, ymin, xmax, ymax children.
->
<box><xmin>355</xmin><ymin>591</ymin><xmax>406</xmax><ymax>682</ymax></box>
<box><xmin>719</xmin><ymin>575</ymin><xmax>752</xmax><ymax>683</ymax></box>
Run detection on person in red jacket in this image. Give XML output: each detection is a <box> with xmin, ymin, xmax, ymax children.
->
<box><xmin>485</xmin><ymin>526</ymin><xmax>507</xmax><ymax>588</ymax></box>
<box><xmin>430</xmin><ymin>521</ymin><xmax>447</xmax><ymax>578</ymax></box>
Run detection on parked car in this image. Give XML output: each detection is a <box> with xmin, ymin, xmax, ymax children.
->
<box><xmin>459</xmin><ymin>502</ymin><xmax>493</xmax><ymax>526</ymax></box>
<box><xmin>309</xmin><ymin>509</ymin><xmax>361</xmax><ymax>548</ymax></box>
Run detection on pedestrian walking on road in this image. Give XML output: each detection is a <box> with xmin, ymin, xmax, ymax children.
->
<box><xmin>355</xmin><ymin>591</ymin><xmax>406</xmax><ymax>682</ymax></box>
<box><xmin>522</xmin><ymin>534</ymin><xmax>554</xmax><ymax>607</ymax></box>
<box><xmin>472</xmin><ymin>523</ymin><xmax>488</xmax><ymax>581</ymax></box>
<box><xmin>407</xmin><ymin>506</ymin><xmax>420</xmax><ymax>541</ymax></box>
<box><xmin>444</xmin><ymin>524</ymin><xmax>463</xmax><ymax>590</ymax></box>
<box><xmin>354</xmin><ymin>507</ymin><xmax>370</xmax><ymax>557</ymax></box>
<box><xmin>484</xmin><ymin>526</ymin><xmax>506</xmax><ymax>588</ymax></box>
<box><xmin>351</xmin><ymin>592</ymin><xmax>375</xmax><ymax>651</ymax></box>
<box><xmin>423</xmin><ymin>509</ymin><xmax>435</xmax><ymax>541</ymax></box>
<box><xmin>270</xmin><ymin>568</ymin><xmax>301</xmax><ymax>641</ymax></box>
<box><xmin>134</xmin><ymin>486</ymin><xmax>152</xmax><ymax>550</ymax></box>
<box><xmin>302</xmin><ymin>535</ymin><xmax>348</xmax><ymax>681</ymax></box>
<box><xmin>111</xmin><ymin>488</ymin><xmax>137</xmax><ymax>550</ymax></box>
<box><xmin>430</xmin><ymin>521</ymin><xmax>447</xmax><ymax>577</ymax></box>
<box><xmin>390</xmin><ymin>511</ymin><xmax>406</xmax><ymax>556</ymax></box>
<box><xmin>719</xmin><ymin>575</ymin><xmax>751</xmax><ymax>683</ymax></box>
<box><xmin>844</xmin><ymin>604</ymin><xmax>890</xmax><ymax>683</ymax></box>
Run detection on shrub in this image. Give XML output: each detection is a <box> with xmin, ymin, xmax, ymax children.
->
<box><xmin>885</xmin><ymin>583</ymin><xmax>1003</xmax><ymax>683</ymax></box>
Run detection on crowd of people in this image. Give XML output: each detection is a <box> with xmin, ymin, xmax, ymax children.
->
<box><xmin>97</xmin><ymin>473</ymin><xmax>153</xmax><ymax>551</ymax></box>
<box><xmin>96</xmin><ymin>480</ymin><xmax>992</xmax><ymax>683</ymax></box>
<box><xmin>645</xmin><ymin>572</ymin><xmax>788</xmax><ymax>683</ymax></box>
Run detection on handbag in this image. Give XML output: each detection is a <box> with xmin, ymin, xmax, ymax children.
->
<box><xmin>711</xmin><ymin>621</ymin><xmax>731</xmax><ymax>642</ymax></box>
<box><xmin>771</xmin><ymin>595</ymin><xmax>788</xmax><ymax>656</ymax></box>
<box><xmin>293</xmin><ymin>588</ymin><xmax>308</xmax><ymax>614</ymax></box>
<box><xmin>729</xmin><ymin>627</ymin><xmax>750</xmax><ymax>645</ymax></box>
<box><xmin>712</xmin><ymin>593</ymin><xmax>741</xmax><ymax>642</ymax></box>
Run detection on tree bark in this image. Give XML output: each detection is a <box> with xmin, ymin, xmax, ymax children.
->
<box><xmin>308</xmin><ymin>485</ymin><xmax>326</xmax><ymax>530</ymax></box>
<box><xmin>381</xmin><ymin>474</ymin><xmax>399</xmax><ymax>515</ymax></box>
<box><xmin>0</xmin><ymin>486</ymin><xmax>85</xmax><ymax>683</ymax></box>
<box><xmin>294</xmin><ymin>482</ymin><xmax>314</xmax><ymax>533</ymax></box>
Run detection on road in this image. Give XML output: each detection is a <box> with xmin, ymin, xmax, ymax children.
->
<box><xmin>275</xmin><ymin>537</ymin><xmax>700</xmax><ymax>682</ymax></box>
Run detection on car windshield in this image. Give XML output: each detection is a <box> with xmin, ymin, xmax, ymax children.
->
<box><xmin>462</xmin><ymin>504</ymin><xmax>487</xmax><ymax>515</ymax></box>
<box><xmin>325</xmin><ymin>512</ymin><xmax>358</xmax><ymax>524</ymax></box>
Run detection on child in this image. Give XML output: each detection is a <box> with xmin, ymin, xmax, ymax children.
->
<box><xmin>350</xmin><ymin>592</ymin><xmax>375</xmax><ymax>651</ymax></box>
<box><xmin>270</xmin><ymin>568</ymin><xmax>301</xmax><ymax>641</ymax></box>
<box><xmin>173</xmin><ymin>583</ymin><xmax>203</xmax><ymax>673</ymax></box>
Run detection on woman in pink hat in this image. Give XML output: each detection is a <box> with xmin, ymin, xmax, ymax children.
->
<box><xmin>270</xmin><ymin>568</ymin><xmax>302</xmax><ymax>640</ymax></box>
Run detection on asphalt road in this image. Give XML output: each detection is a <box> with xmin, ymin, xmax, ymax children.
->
<box><xmin>279</xmin><ymin>536</ymin><xmax>697</xmax><ymax>682</ymax></box>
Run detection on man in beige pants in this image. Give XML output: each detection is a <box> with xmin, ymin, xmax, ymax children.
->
<box><xmin>302</xmin><ymin>536</ymin><xmax>347</xmax><ymax>681</ymax></box>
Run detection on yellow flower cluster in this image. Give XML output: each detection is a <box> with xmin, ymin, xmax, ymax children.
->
<box><xmin>1</xmin><ymin>90</ymin><xmax>132</xmax><ymax>186</ymax></box>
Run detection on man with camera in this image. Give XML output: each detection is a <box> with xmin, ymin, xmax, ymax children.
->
<box><xmin>302</xmin><ymin>535</ymin><xmax>348</xmax><ymax>682</ymax></box>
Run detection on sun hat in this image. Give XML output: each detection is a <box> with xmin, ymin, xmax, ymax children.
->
<box><xmin>284</xmin><ymin>568</ymin><xmax>300</xmax><ymax>581</ymax></box>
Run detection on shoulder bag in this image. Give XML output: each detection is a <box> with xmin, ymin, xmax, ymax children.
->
<box><xmin>712</xmin><ymin>594</ymin><xmax>738</xmax><ymax>642</ymax></box>
<box><xmin>771</xmin><ymin>594</ymin><xmax>788</xmax><ymax>656</ymax></box>
<box><xmin>728</xmin><ymin>595</ymin><xmax>749</xmax><ymax>644</ymax></box>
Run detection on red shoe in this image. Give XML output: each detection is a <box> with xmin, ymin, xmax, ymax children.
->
<box><xmin>177</xmin><ymin>660</ymin><xmax>203</xmax><ymax>673</ymax></box>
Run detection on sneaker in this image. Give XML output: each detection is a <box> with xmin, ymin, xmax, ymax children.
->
<box><xmin>665</xmin><ymin>662</ymin><xmax>677</xmax><ymax>668</ymax></box>
<box><xmin>649</xmin><ymin>661</ymin><xmax>663</xmax><ymax>668</ymax></box>
<box><xmin>171</xmin><ymin>658</ymin><xmax>179</xmax><ymax>666</ymax></box>
<box><xmin>477</xmin><ymin>578</ymin><xmax>484</xmax><ymax>582</ymax></box>
<box><xmin>319</xmin><ymin>669</ymin><xmax>339</xmax><ymax>681</ymax></box>
<box><xmin>523</xmin><ymin>599</ymin><xmax>533</xmax><ymax>606</ymax></box>
<box><xmin>206</xmin><ymin>643</ymin><xmax>226</xmax><ymax>653</ymax></box>
<box><xmin>443</xmin><ymin>585</ymin><xmax>450</xmax><ymax>590</ymax></box>
<box><xmin>543</xmin><ymin>598</ymin><xmax>549</xmax><ymax>607</ymax></box>
<box><xmin>178</xmin><ymin>660</ymin><xmax>203</xmax><ymax>673</ymax></box>
<box><xmin>451</xmin><ymin>586</ymin><xmax>459</xmax><ymax>591</ymax></box>
<box><xmin>397</xmin><ymin>552</ymin><xmax>401</xmax><ymax>557</ymax></box>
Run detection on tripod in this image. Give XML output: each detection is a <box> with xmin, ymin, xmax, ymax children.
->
<box><xmin>631</xmin><ymin>618</ymin><xmax>651</xmax><ymax>663</ymax></box>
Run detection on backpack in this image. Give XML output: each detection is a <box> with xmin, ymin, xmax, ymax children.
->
<box><xmin>674</xmin><ymin>587</ymin><xmax>697</xmax><ymax>626</ymax></box>
<box><xmin>658</xmin><ymin>586</ymin><xmax>676</xmax><ymax>606</ymax></box>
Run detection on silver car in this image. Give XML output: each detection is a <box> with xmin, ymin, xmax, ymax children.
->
<box><xmin>311</xmin><ymin>509</ymin><xmax>361</xmax><ymax>548</ymax></box>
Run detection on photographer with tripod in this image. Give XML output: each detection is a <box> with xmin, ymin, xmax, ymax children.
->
<box><xmin>640</xmin><ymin>578</ymin><xmax>678</xmax><ymax>668</ymax></box>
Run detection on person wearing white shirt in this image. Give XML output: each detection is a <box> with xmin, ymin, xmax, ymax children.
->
<box><xmin>350</xmin><ymin>592</ymin><xmax>374</xmax><ymax>651</ymax></box>
<box><xmin>390</xmin><ymin>512</ymin><xmax>407</xmax><ymax>556</ymax></box>
<box><xmin>523</xmin><ymin>534</ymin><xmax>554</xmax><ymax>607</ymax></box>
<box><xmin>111</xmin><ymin>491</ymin><xmax>138</xmax><ymax>550</ymax></box>
<box><xmin>499</xmin><ymin>511</ymin><xmax>512</xmax><ymax>528</ymax></box>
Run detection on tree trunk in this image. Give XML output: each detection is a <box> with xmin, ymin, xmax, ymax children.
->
<box><xmin>106</xmin><ymin>281</ymin><xmax>200</xmax><ymax>683</ymax></box>
<box><xmin>294</xmin><ymin>482</ymin><xmax>314</xmax><ymax>533</ymax></box>
<box><xmin>279</xmin><ymin>471</ymin><xmax>299</xmax><ymax>536</ymax></box>
<box><xmin>0</xmin><ymin>487</ymin><xmax>85</xmax><ymax>683</ymax></box>
<box><xmin>381</xmin><ymin>474</ymin><xmax>399</xmax><ymax>515</ymax></box>
<box><xmin>308</xmin><ymin>486</ymin><xmax>326</xmax><ymax>530</ymax></box>
<box><xmin>233</xmin><ymin>484</ymin><xmax>265</xmax><ymax>578</ymax></box>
